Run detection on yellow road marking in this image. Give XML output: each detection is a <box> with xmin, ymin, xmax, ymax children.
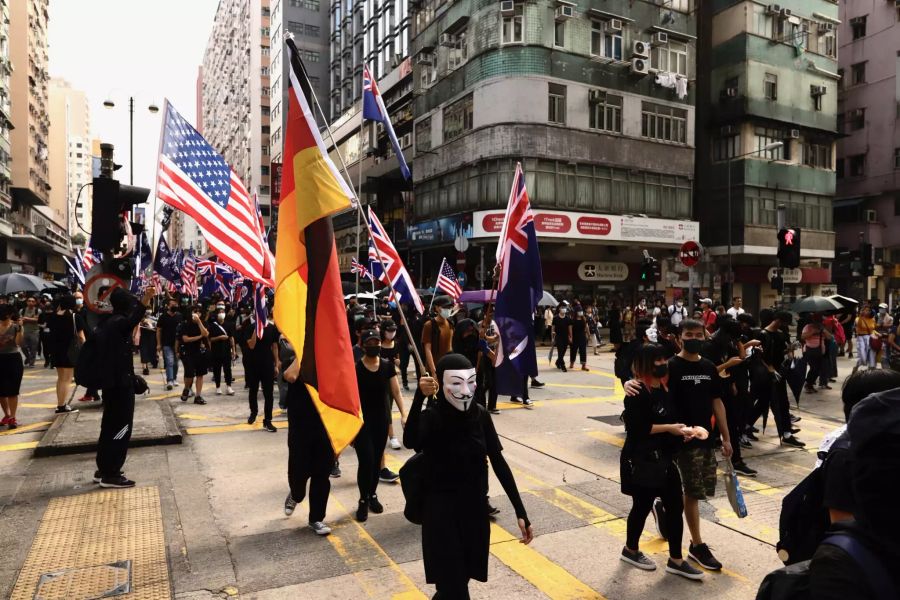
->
<box><xmin>0</xmin><ymin>440</ymin><xmax>39</xmax><ymax>452</ymax></box>
<box><xmin>19</xmin><ymin>386</ymin><xmax>56</xmax><ymax>398</ymax></box>
<box><xmin>177</xmin><ymin>413</ymin><xmax>240</xmax><ymax>423</ymax></box>
<box><xmin>489</xmin><ymin>523</ymin><xmax>605</xmax><ymax>599</ymax></box>
<box><xmin>0</xmin><ymin>421</ymin><xmax>51</xmax><ymax>436</ymax></box>
<box><xmin>184</xmin><ymin>419</ymin><xmax>288</xmax><ymax>435</ymax></box>
<box><xmin>20</xmin><ymin>403</ymin><xmax>56</xmax><ymax>408</ymax></box>
<box><xmin>586</xmin><ymin>430</ymin><xmax>625</xmax><ymax>448</ymax></box>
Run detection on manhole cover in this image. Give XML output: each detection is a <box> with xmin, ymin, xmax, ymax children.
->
<box><xmin>589</xmin><ymin>415</ymin><xmax>624</xmax><ymax>426</ymax></box>
<box><xmin>35</xmin><ymin>560</ymin><xmax>131</xmax><ymax>600</ymax></box>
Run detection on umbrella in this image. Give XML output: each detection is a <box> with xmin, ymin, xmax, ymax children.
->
<box><xmin>791</xmin><ymin>296</ymin><xmax>842</xmax><ymax>314</ymax></box>
<box><xmin>538</xmin><ymin>291</ymin><xmax>559</xmax><ymax>307</ymax></box>
<box><xmin>345</xmin><ymin>293</ymin><xmax>378</xmax><ymax>300</ymax></box>
<box><xmin>458</xmin><ymin>289</ymin><xmax>559</xmax><ymax>307</ymax></box>
<box><xmin>0</xmin><ymin>273</ymin><xmax>57</xmax><ymax>295</ymax></box>
<box><xmin>828</xmin><ymin>294</ymin><xmax>859</xmax><ymax>308</ymax></box>
<box><xmin>786</xmin><ymin>356</ymin><xmax>807</xmax><ymax>407</ymax></box>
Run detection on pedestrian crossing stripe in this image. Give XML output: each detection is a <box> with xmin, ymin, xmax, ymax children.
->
<box><xmin>0</xmin><ymin>421</ymin><xmax>51</xmax><ymax>436</ymax></box>
<box><xmin>0</xmin><ymin>440</ymin><xmax>39</xmax><ymax>452</ymax></box>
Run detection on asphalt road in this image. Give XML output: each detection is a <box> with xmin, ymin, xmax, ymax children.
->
<box><xmin>0</xmin><ymin>347</ymin><xmax>854</xmax><ymax>599</ymax></box>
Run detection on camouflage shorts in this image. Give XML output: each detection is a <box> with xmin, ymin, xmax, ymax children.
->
<box><xmin>676</xmin><ymin>447</ymin><xmax>717</xmax><ymax>500</ymax></box>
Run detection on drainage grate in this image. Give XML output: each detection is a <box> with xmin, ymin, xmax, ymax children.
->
<box><xmin>589</xmin><ymin>415</ymin><xmax>624</xmax><ymax>426</ymax></box>
<box><xmin>35</xmin><ymin>561</ymin><xmax>131</xmax><ymax>600</ymax></box>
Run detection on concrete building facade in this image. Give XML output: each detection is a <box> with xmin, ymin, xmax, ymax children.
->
<box><xmin>49</xmin><ymin>78</ymin><xmax>92</xmax><ymax>249</ymax></box>
<box><xmin>833</xmin><ymin>0</ymin><xmax>900</xmax><ymax>305</ymax></box>
<box><xmin>407</xmin><ymin>0</ymin><xmax>699</xmax><ymax>304</ymax></box>
<box><xmin>0</xmin><ymin>0</ymin><xmax>12</xmax><ymax>237</ymax></box>
<box><xmin>695</xmin><ymin>0</ymin><xmax>839</xmax><ymax>313</ymax></box>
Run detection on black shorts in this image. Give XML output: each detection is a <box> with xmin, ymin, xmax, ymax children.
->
<box><xmin>182</xmin><ymin>353</ymin><xmax>208</xmax><ymax>378</ymax></box>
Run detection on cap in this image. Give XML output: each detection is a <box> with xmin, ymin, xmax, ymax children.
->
<box><xmin>700</xmin><ymin>298</ymin><xmax>713</xmax><ymax>305</ymax></box>
<box><xmin>879</xmin><ymin>303</ymin><xmax>888</xmax><ymax>309</ymax></box>
<box><xmin>361</xmin><ymin>329</ymin><xmax>380</xmax><ymax>344</ymax></box>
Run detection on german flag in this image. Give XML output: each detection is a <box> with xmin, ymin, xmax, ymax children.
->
<box><xmin>274</xmin><ymin>39</ymin><xmax>361</xmax><ymax>455</ymax></box>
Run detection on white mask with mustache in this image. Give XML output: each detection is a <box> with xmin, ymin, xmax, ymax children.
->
<box><xmin>442</xmin><ymin>368</ymin><xmax>477</xmax><ymax>412</ymax></box>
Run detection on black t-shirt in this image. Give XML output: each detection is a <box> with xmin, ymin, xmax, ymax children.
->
<box><xmin>761</xmin><ymin>327</ymin><xmax>789</xmax><ymax>369</ymax></box>
<box><xmin>356</xmin><ymin>358</ymin><xmax>395</xmax><ymax>421</ymax></box>
<box><xmin>552</xmin><ymin>316</ymin><xmax>571</xmax><ymax>338</ymax></box>
<box><xmin>249</xmin><ymin>323</ymin><xmax>279</xmax><ymax>365</ymax></box>
<box><xmin>823</xmin><ymin>447</ymin><xmax>855</xmax><ymax>515</ymax></box>
<box><xmin>48</xmin><ymin>312</ymin><xmax>86</xmax><ymax>349</ymax></box>
<box><xmin>158</xmin><ymin>311</ymin><xmax>183</xmax><ymax>347</ymax></box>
<box><xmin>178</xmin><ymin>319</ymin><xmax>204</xmax><ymax>357</ymax></box>
<box><xmin>380</xmin><ymin>344</ymin><xmax>399</xmax><ymax>364</ymax></box>
<box><xmin>623</xmin><ymin>385</ymin><xmax>682</xmax><ymax>458</ymax></box>
<box><xmin>571</xmin><ymin>317</ymin><xmax>587</xmax><ymax>340</ymax></box>
<box><xmin>206</xmin><ymin>319</ymin><xmax>233</xmax><ymax>357</ymax></box>
<box><xmin>667</xmin><ymin>355</ymin><xmax>722</xmax><ymax>449</ymax></box>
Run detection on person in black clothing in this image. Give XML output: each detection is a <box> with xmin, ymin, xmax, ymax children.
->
<box><xmin>246</xmin><ymin>311</ymin><xmax>281</xmax><ymax>431</ymax></box>
<box><xmin>398</xmin><ymin>303</ymin><xmax>421</xmax><ymax>390</ymax></box>
<box><xmin>404</xmin><ymin>353</ymin><xmax>533</xmax><ymax>600</ymax></box>
<box><xmin>207</xmin><ymin>306</ymin><xmax>235</xmax><ymax>396</ymax></box>
<box><xmin>236</xmin><ymin>305</ymin><xmax>254</xmax><ymax>390</ymax></box>
<box><xmin>94</xmin><ymin>286</ymin><xmax>155</xmax><ymax>488</ymax></box>
<box><xmin>353</xmin><ymin>329</ymin><xmax>406</xmax><ymax>522</ymax></box>
<box><xmin>569</xmin><ymin>307</ymin><xmax>589</xmax><ymax>370</ymax></box>
<box><xmin>156</xmin><ymin>299</ymin><xmax>183</xmax><ymax>390</ymax></box>
<box><xmin>47</xmin><ymin>294</ymin><xmax>85</xmax><ymax>414</ymax></box>
<box><xmin>757</xmin><ymin>310</ymin><xmax>805</xmax><ymax>448</ymax></box>
<box><xmin>38</xmin><ymin>300</ymin><xmax>53</xmax><ymax>368</ymax></box>
<box><xmin>178</xmin><ymin>306</ymin><xmax>209</xmax><ymax>405</ymax></box>
<box><xmin>551</xmin><ymin>306</ymin><xmax>572</xmax><ymax>371</ymax></box>
<box><xmin>620</xmin><ymin>344</ymin><xmax>704</xmax><ymax>580</ymax></box>
<box><xmin>282</xmin><ymin>356</ymin><xmax>335</xmax><ymax>536</ymax></box>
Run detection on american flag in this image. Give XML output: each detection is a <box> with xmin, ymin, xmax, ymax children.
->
<box><xmin>156</xmin><ymin>101</ymin><xmax>273</xmax><ymax>287</ymax></box>
<box><xmin>435</xmin><ymin>258</ymin><xmax>463</xmax><ymax>300</ymax></box>
<box><xmin>368</xmin><ymin>207</ymin><xmax>424</xmax><ymax>314</ymax></box>
<box><xmin>181</xmin><ymin>251</ymin><xmax>197</xmax><ymax>298</ymax></box>
<box><xmin>81</xmin><ymin>247</ymin><xmax>101</xmax><ymax>273</ymax></box>
<box><xmin>151</xmin><ymin>272</ymin><xmax>162</xmax><ymax>291</ymax></box>
<box><xmin>350</xmin><ymin>257</ymin><xmax>372</xmax><ymax>281</ymax></box>
<box><xmin>254</xmin><ymin>283</ymin><xmax>267</xmax><ymax>339</ymax></box>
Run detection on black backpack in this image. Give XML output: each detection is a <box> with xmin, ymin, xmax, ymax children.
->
<box><xmin>399</xmin><ymin>452</ymin><xmax>425</xmax><ymax>525</ymax></box>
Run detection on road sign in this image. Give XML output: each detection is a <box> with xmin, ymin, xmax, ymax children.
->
<box><xmin>83</xmin><ymin>273</ymin><xmax>127</xmax><ymax>314</ymax></box>
<box><xmin>457</xmin><ymin>272</ymin><xmax>468</xmax><ymax>287</ymax></box>
<box><xmin>456</xmin><ymin>252</ymin><xmax>466</xmax><ymax>271</ymax></box>
<box><xmin>679</xmin><ymin>240</ymin><xmax>702</xmax><ymax>267</ymax></box>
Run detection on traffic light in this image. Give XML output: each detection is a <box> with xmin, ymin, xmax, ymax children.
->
<box><xmin>771</xmin><ymin>273</ymin><xmax>784</xmax><ymax>292</ymax></box>
<box><xmin>640</xmin><ymin>257</ymin><xmax>660</xmax><ymax>283</ymax></box>
<box><xmin>860</xmin><ymin>243</ymin><xmax>874</xmax><ymax>276</ymax></box>
<box><xmin>90</xmin><ymin>143</ymin><xmax>150</xmax><ymax>251</ymax></box>
<box><xmin>777</xmin><ymin>227</ymin><xmax>801</xmax><ymax>269</ymax></box>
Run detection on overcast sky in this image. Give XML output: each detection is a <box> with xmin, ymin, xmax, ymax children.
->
<box><xmin>49</xmin><ymin>0</ymin><xmax>219</xmax><ymax>203</ymax></box>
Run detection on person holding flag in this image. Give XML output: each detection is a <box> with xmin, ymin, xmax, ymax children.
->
<box><xmin>246</xmin><ymin>286</ymin><xmax>280</xmax><ymax>432</ymax></box>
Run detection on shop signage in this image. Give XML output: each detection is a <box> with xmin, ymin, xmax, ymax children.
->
<box><xmin>577</xmin><ymin>261</ymin><xmax>629</xmax><ymax>282</ymax></box>
<box><xmin>473</xmin><ymin>209</ymin><xmax>699</xmax><ymax>245</ymax></box>
<box><xmin>768</xmin><ymin>267</ymin><xmax>802</xmax><ymax>284</ymax></box>
<box><xmin>408</xmin><ymin>213</ymin><xmax>473</xmax><ymax>246</ymax></box>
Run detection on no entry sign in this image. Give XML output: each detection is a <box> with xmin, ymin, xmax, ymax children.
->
<box><xmin>679</xmin><ymin>241</ymin><xmax>702</xmax><ymax>268</ymax></box>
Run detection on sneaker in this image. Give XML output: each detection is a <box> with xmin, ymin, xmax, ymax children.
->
<box><xmin>99</xmin><ymin>475</ymin><xmax>136</xmax><ymax>489</ymax></box>
<box><xmin>523</xmin><ymin>398</ymin><xmax>534</xmax><ymax>409</ymax></box>
<box><xmin>379</xmin><ymin>467</ymin><xmax>399</xmax><ymax>483</ymax></box>
<box><xmin>330</xmin><ymin>461</ymin><xmax>342</xmax><ymax>478</ymax></box>
<box><xmin>180</xmin><ymin>391</ymin><xmax>189</xmax><ymax>402</ymax></box>
<box><xmin>309</xmin><ymin>521</ymin><xmax>332</xmax><ymax>536</ymax></box>
<box><xmin>819</xmin><ymin>384</ymin><xmax>833</xmax><ymax>390</ymax></box>
<box><xmin>739</xmin><ymin>437</ymin><xmax>752</xmax><ymax>449</ymax></box>
<box><xmin>368</xmin><ymin>494</ymin><xmax>384</xmax><ymax>514</ymax></box>
<box><xmin>745</xmin><ymin>431</ymin><xmax>759</xmax><ymax>442</ymax></box>
<box><xmin>7</xmin><ymin>418</ymin><xmax>18</xmax><ymax>430</ymax></box>
<box><xmin>165</xmin><ymin>382</ymin><xmax>174</xmax><ymax>391</ymax></box>
<box><xmin>93</xmin><ymin>470</ymin><xmax>123</xmax><ymax>483</ymax></box>
<box><xmin>581</xmin><ymin>365</ymin><xmax>589</xmax><ymax>371</ymax></box>
<box><xmin>216</xmin><ymin>387</ymin><xmax>223</xmax><ymax>395</ymax></box>
<box><xmin>790</xmin><ymin>426</ymin><xmax>802</xmax><ymax>434</ymax></box>
<box><xmin>688</xmin><ymin>543</ymin><xmax>722</xmax><ymax>571</ymax></box>
<box><xmin>142</xmin><ymin>367</ymin><xmax>150</xmax><ymax>376</ymax></box>
<box><xmin>620</xmin><ymin>548</ymin><xmax>657</xmax><ymax>571</ymax></box>
<box><xmin>781</xmin><ymin>435</ymin><xmax>806</xmax><ymax>448</ymax></box>
<box><xmin>651</xmin><ymin>498</ymin><xmax>668</xmax><ymax>540</ymax></box>
<box><xmin>389</xmin><ymin>436</ymin><xmax>401</xmax><ymax>450</ymax></box>
<box><xmin>560</xmin><ymin>364</ymin><xmax>568</xmax><ymax>372</ymax></box>
<box><xmin>530</xmin><ymin>379</ymin><xmax>546</xmax><ymax>388</ymax></box>
<box><xmin>402</xmin><ymin>383</ymin><xmax>410</xmax><ymax>392</ymax></box>
<box><xmin>666</xmin><ymin>559</ymin><xmax>704</xmax><ymax>580</ymax></box>
<box><xmin>0</xmin><ymin>416</ymin><xmax>9</xmax><ymax>425</ymax></box>
<box><xmin>487</xmin><ymin>503</ymin><xmax>501</xmax><ymax>517</ymax></box>
<box><xmin>732</xmin><ymin>461</ymin><xmax>758</xmax><ymax>477</ymax></box>
<box><xmin>78</xmin><ymin>395</ymin><xmax>94</xmax><ymax>403</ymax></box>
<box><xmin>187</xmin><ymin>388</ymin><xmax>195</xmax><ymax>398</ymax></box>
<box><xmin>509</xmin><ymin>397</ymin><xmax>522</xmax><ymax>404</ymax></box>
<box><xmin>749</xmin><ymin>425</ymin><xmax>760</xmax><ymax>433</ymax></box>
<box><xmin>263</xmin><ymin>421</ymin><xmax>278</xmax><ymax>433</ymax></box>
<box><xmin>284</xmin><ymin>493</ymin><xmax>297</xmax><ymax>516</ymax></box>
<box><xmin>55</xmin><ymin>405</ymin><xmax>78</xmax><ymax>414</ymax></box>
<box><xmin>355</xmin><ymin>499</ymin><xmax>368</xmax><ymax>522</ymax></box>
<box><xmin>489</xmin><ymin>409</ymin><xmax>501</xmax><ymax>415</ymax></box>
<box><xmin>226</xmin><ymin>386</ymin><xmax>235</xmax><ymax>395</ymax></box>
<box><xmin>247</xmin><ymin>413</ymin><xmax>257</xmax><ymax>425</ymax></box>
<box><xmin>193</xmin><ymin>396</ymin><xmax>207</xmax><ymax>405</ymax></box>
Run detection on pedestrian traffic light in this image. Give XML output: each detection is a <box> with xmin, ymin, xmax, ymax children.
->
<box><xmin>90</xmin><ymin>143</ymin><xmax>150</xmax><ymax>251</ymax></box>
<box><xmin>652</xmin><ymin>259</ymin><xmax>661</xmax><ymax>281</ymax></box>
<box><xmin>640</xmin><ymin>257</ymin><xmax>660</xmax><ymax>283</ymax></box>
<box><xmin>777</xmin><ymin>227</ymin><xmax>801</xmax><ymax>269</ymax></box>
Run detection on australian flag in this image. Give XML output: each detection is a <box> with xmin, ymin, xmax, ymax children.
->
<box><xmin>363</xmin><ymin>65</ymin><xmax>411</xmax><ymax>180</ymax></box>
<box><xmin>153</xmin><ymin>233</ymin><xmax>182</xmax><ymax>286</ymax></box>
<box><xmin>493</xmin><ymin>163</ymin><xmax>543</xmax><ymax>397</ymax></box>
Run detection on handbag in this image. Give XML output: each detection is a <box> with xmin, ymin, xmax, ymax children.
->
<box><xmin>628</xmin><ymin>449</ymin><xmax>669</xmax><ymax>488</ymax></box>
<box><xmin>723</xmin><ymin>458</ymin><xmax>748</xmax><ymax>518</ymax></box>
<box><xmin>66</xmin><ymin>313</ymin><xmax>83</xmax><ymax>365</ymax></box>
<box><xmin>132</xmin><ymin>374</ymin><xmax>149</xmax><ymax>395</ymax></box>
<box><xmin>869</xmin><ymin>332</ymin><xmax>882</xmax><ymax>352</ymax></box>
<box><xmin>399</xmin><ymin>452</ymin><xmax>426</xmax><ymax>525</ymax></box>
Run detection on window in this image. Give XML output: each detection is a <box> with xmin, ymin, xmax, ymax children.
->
<box><xmin>290</xmin><ymin>0</ymin><xmax>320</xmax><ymax>9</ymax></box>
<box><xmin>261</xmin><ymin>46</ymin><xmax>270</xmax><ymax>56</ymax></box>
<box><xmin>548</xmin><ymin>83</ymin><xmax>566</xmax><ymax>124</ymax></box>
<box><xmin>301</xmin><ymin>50</ymin><xmax>320</xmax><ymax>62</ymax></box>
<box><xmin>764</xmin><ymin>73</ymin><xmax>777</xmax><ymax>100</ymax></box>
<box><xmin>443</xmin><ymin>94</ymin><xmax>473</xmax><ymax>142</ymax></box>
<box><xmin>641</xmin><ymin>102</ymin><xmax>687</xmax><ymax>143</ymax></box>
<box><xmin>848</xmin><ymin>154</ymin><xmax>866</xmax><ymax>176</ymax></box>
<box><xmin>651</xmin><ymin>41</ymin><xmax>688</xmax><ymax>76</ymax></box>
<box><xmin>590</xmin><ymin>20</ymin><xmax>604</xmax><ymax>55</ymax></box>
<box><xmin>803</xmin><ymin>143</ymin><xmax>832</xmax><ymax>169</ymax></box>
<box><xmin>588</xmin><ymin>92</ymin><xmax>622</xmax><ymax>133</ymax></box>
<box><xmin>895</xmin><ymin>148</ymin><xmax>900</xmax><ymax>169</ymax></box>
<box><xmin>813</xmin><ymin>93</ymin><xmax>822</xmax><ymax>112</ymax></box>
<box><xmin>754</xmin><ymin>127</ymin><xmax>785</xmax><ymax>160</ymax></box>
<box><xmin>501</xmin><ymin>3</ymin><xmax>524</xmax><ymax>44</ymax></box>
<box><xmin>261</xmin><ymin>165</ymin><xmax>270</xmax><ymax>176</ymax></box>
<box><xmin>554</xmin><ymin>20</ymin><xmax>565</xmax><ymax>47</ymax></box>
<box><xmin>850</xmin><ymin>16</ymin><xmax>866</xmax><ymax>40</ymax></box>
<box><xmin>712</xmin><ymin>133</ymin><xmax>741</xmax><ymax>161</ymax></box>
<box><xmin>668</xmin><ymin>0</ymin><xmax>691</xmax><ymax>13</ymax></box>
<box><xmin>262</xmin><ymin>6</ymin><xmax>270</xmax><ymax>16</ymax></box>
<box><xmin>851</xmin><ymin>62</ymin><xmax>867</xmax><ymax>85</ymax></box>
<box><xmin>261</xmin><ymin>66</ymin><xmax>269</xmax><ymax>76</ymax></box>
<box><xmin>836</xmin><ymin>158</ymin><xmax>844</xmax><ymax>178</ymax></box>
<box><xmin>596</xmin><ymin>22</ymin><xmax>623</xmax><ymax>60</ymax></box>
<box><xmin>262</xmin><ymin>145</ymin><xmax>270</xmax><ymax>156</ymax></box>
<box><xmin>447</xmin><ymin>30</ymin><xmax>468</xmax><ymax>70</ymax></box>
<box><xmin>305</xmin><ymin>24</ymin><xmax>320</xmax><ymax>37</ymax></box>
<box><xmin>419</xmin><ymin>56</ymin><xmax>437</xmax><ymax>88</ymax></box>
<box><xmin>849</xmin><ymin>108</ymin><xmax>865</xmax><ymax>130</ymax></box>
<box><xmin>416</xmin><ymin>116</ymin><xmax>432</xmax><ymax>152</ymax></box>
<box><xmin>261</xmin><ymin>86</ymin><xmax>270</xmax><ymax>96</ymax></box>
<box><xmin>261</xmin><ymin>125</ymin><xmax>270</xmax><ymax>134</ymax></box>
<box><xmin>261</xmin><ymin>27</ymin><xmax>270</xmax><ymax>37</ymax></box>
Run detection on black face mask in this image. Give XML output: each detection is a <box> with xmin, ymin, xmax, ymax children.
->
<box><xmin>652</xmin><ymin>364</ymin><xmax>668</xmax><ymax>378</ymax></box>
<box><xmin>364</xmin><ymin>346</ymin><xmax>381</xmax><ymax>357</ymax></box>
<box><xmin>168</xmin><ymin>307</ymin><xmax>177</xmax><ymax>313</ymax></box>
<box><xmin>683</xmin><ymin>338</ymin><xmax>703</xmax><ymax>354</ymax></box>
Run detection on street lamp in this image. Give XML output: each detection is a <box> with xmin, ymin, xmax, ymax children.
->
<box><xmin>725</xmin><ymin>140</ymin><xmax>784</xmax><ymax>302</ymax></box>
<box><xmin>102</xmin><ymin>95</ymin><xmax>160</xmax><ymax>185</ymax></box>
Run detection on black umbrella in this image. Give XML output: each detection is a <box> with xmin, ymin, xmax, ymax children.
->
<box><xmin>791</xmin><ymin>296</ymin><xmax>842</xmax><ymax>314</ymax></box>
<box><xmin>786</xmin><ymin>356</ymin><xmax>807</xmax><ymax>407</ymax></box>
<box><xmin>0</xmin><ymin>273</ymin><xmax>57</xmax><ymax>295</ymax></box>
<box><xmin>828</xmin><ymin>294</ymin><xmax>859</xmax><ymax>308</ymax></box>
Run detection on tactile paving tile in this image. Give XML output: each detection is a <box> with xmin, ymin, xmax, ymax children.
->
<box><xmin>35</xmin><ymin>561</ymin><xmax>130</xmax><ymax>599</ymax></box>
<box><xmin>10</xmin><ymin>487</ymin><xmax>172</xmax><ymax>600</ymax></box>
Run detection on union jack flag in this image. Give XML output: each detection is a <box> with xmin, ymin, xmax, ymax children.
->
<box><xmin>350</xmin><ymin>256</ymin><xmax>372</xmax><ymax>281</ymax></box>
<box><xmin>435</xmin><ymin>258</ymin><xmax>462</xmax><ymax>301</ymax></box>
<box><xmin>367</xmin><ymin>207</ymin><xmax>424</xmax><ymax>314</ymax></box>
<box><xmin>196</xmin><ymin>259</ymin><xmax>218</xmax><ymax>276</ymax></box>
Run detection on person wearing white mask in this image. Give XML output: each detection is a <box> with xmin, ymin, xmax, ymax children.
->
<box><xmin>668</xmin><ymin>298</ymin><xmax>687</xmax><ymax>327</ymax></box>
<box><xmin>422</xmin><ymin>297</ymin><xmax>454</xmax><ymax>376</ymax></box>
<box><xmin>207</xmin><ymin>304</ymin><xmax>235</xmax><ymax>396</ymax></box>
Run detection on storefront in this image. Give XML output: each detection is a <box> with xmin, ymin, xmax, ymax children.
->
<box><xmin>731</xmin><ymin>266</ymin><xmax>833</xmax><ymax>315</ymax></box>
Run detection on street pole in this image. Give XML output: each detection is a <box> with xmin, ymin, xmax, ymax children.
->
<box><xmin>129</xmin><ymin>96</ymin><xmax>134</xmax><ymax>185</ymax></box>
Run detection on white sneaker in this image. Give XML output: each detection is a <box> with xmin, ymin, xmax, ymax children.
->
<box><xmin>389</xmin><ymin>436</ymin><xmax>401</xmax><ymax>450</ymax></box>
<box><xmin>309</xmin><ymin>521</ymin><xmax>332</xmax><ymax>536</ymax></box>
<box><xmin>216</xmin><ymin>387</ymin><xmax>223</xmax><ymax>395</ymax></box>
<box><xmin>226</xmin><ymin>386</ymin><xmax>235</xmax><ymax>395</ymax></box>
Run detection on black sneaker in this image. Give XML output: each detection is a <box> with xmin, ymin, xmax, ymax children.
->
<box><xmin>263</xmin><ymin>421</ymin><xmax>278</xmax><ymax>433</ymax></box>
<box><xmin>790</xmin><ymin>426</ymin><xmax>801</xmax><ymax>434</ymax></box>
<box><xmin>781</xmin><ymin>435</ymin><xmax>806</xmax><ymax>448</ymax></box>
<box><xmin>745</xmin><ymin>431</ymin><xmax>759</xmax><ymax>442</ymax></box>
<box><xmin>142</xmin><ymin>367</ymin><xmax>150</xmax><ymax>375</ymax></box>
<box><xmin>247</xmin><ymin>413</ymin><xmax>257</xmax><ymax>425</ymax></box>
<box><xmin>193</xmin><ymin>396</ymin><xmax>207</xmax><ymax>405</ymax></box>
<box><xmin>284</xmin><ymin>493</ymin><xmax>297</xmax><ymax>516</ymax></box>
<box><xmin>355</xmin><ymin>499</ymin><xmax>368</xmax><ymax>522</ymax></box>
<box><xmin>790</xmin><ymin>414</ymin><xmax>802</xmax><ymax>424</ymax></box>
<box><xmin>666</xmin><ymin>558</ymin><xmax>704</xmax><ymax>580</ymax></box>
<box><xmin>804</xmin><ymin>385</ymin><xmax>818</xmax><ymax>394</ymax></box>
<box><xmin>688</xmin><ymin>543</ymin><xmax>722</xmax><ymax>571</ymax></box>
<box><xmin>620</xmin><ymin>548</ymin><xmax>656</xmax><ymax>571</ymax></box>
<box><xmin>530</xmin><ymin>379</ymin><xmax>546</xmax><ymax>388</ymax></box>
<box><xmin>489</xmin><ymin>408</ymin><xmax>501</xmax><ymax>415</ymax></box>
<box><xmin>651</xmin><ymin>498</ymin><xmax>668</xmax><ymax>540</ymax></box>
<box><xmin>487</xmin><ymin>503</ymin><xmax>501</xmax><ymax>517</ymax></box>
<box><xmin>330</xmin><ymin>461</ymin><xmax>342</xmax><ymax>478</ymax></box>
<box><xmin>749</xmin><ymin>426</ymin><xmax>760</xmax><ymax>433</ymax></box>
<box><xmin>99</xmin><ymin>475</ymin><xmax>136</xmax><ymax>489</ymax></box>
<box><xmin>402</xmin><ymin>383</ymin><xmax>410</xmax><ymax>392</ymax></box>
<box><xmin>180</xmin><ymin>391</ymin><xmax>189</xmax><ymax>402</ymax></box>
<box><xmin>560</xmin><ymin>364</ymin><xmax>568</xmax><ymax>372</ymax></box>
<box><xmin>368</xmin><ymin>494</ymin><xmax>384</xmax><ymax>514</ymax></box>
<box><xmin>379</xmin><ymin>467</ymin><xmax>399</xmax><ymax>483</ymax></box>
<box><xmin>732</xmin><ymin>461</ymin><xmax>758</xmax><ymax>477</ymax></box>
<box><xmin>93</xmin><ymin>470</ymin><xmax>123</xmax><ymax>483</ymax></box>
<box><xmin>55</xmin><ymin>405</ymin><xmax>78</xmax><ymax>414</ymax></box>
<box><xmin>523</xmin><ymin>398</ymin><xmax>534</xmax><ymax>409</ymax></box>
<box><xmin>739</xmin><ymin>438</ymin><xmax>752</xmax><ymax>449</ymax></box>
<box><xmin>509</xmin><ymin>397</ymin><xmax>522</xmax><ymax>404</ymax></box>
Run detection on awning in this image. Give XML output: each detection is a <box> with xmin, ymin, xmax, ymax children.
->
<box><xmin>648</xmin><ymin>25</ymin><xmax>697</xmax><ymax>41</ymax></box>
<box><xmin>832</xmin><ymin>197</ymin><xmax>867</xmax><ymax>208</ymax></box>
<box><xmin>587</xmin><ymin>9</ymin><xmax>635</xmax><ymax>22</ymax></box>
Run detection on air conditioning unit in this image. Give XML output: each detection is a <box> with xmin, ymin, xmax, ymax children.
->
<box><xmin>818</xmin><ymin>22</ymin><xmax>834</xmax><ymax>32</ymax></box>
<box><xmin>810</xmin><ymin>84</ymin><xmax>827</xmax><ymax>96</ymax></box>
<box><xmin>864</xmin><ymin>209</ymin><xmax>878</xmax><ymax>223</ymax></box>
<box><xmin>631</xmin><ymin>57</ymin><xmax>650</xmax><ymax>75</ymax></box>
<box><xmin>652</xmin><ymin>32</ymin><xmax>668</xmax><ymax>45</ymax></box>
<box><xmin>632</xmin><ymin>40</ymin><xmax>649</xmax><ymax>58</ymax></box>
<box><xmin>780</xmin><ymin>7</ymin><xmax>792</xmax><ymax>17</ymax></box>
<box><xmin>589</xmin><ymin>89</ymin><xmax>605</xmax><ymax>103</ymax></box>
<box><xmin>416</xmin><ymin>52</ymin><xmax>433</xmax><ymax>65</ymax></box>
<box><xmin>439</xmin><ymin>32</ymin><xmax>454</xmax><ymax>46</ymax></box>
<box><xmin>555</xmin><ymin>5</ymin><xmax>574</xmax><ymax>20</ymax></box>
<box><xmin>788</xmin><ymin>128</ymin><xmax>800</xmax><ymax>139</ymax></box>
<box><xmin>33</xmin><ymin>224</ymin><xmax>47</xmax><ymax>238</ymax></box>
<box><xmin>607</xmin><ymin>18</ymin><xmax>623</xmax><ymax>31</ymax></box>
<box><xmin>720</xmin><ymin>124</ymin><xmax>738</xmax><ymax>135</ymax></box>
<box><xmin>500</xmin><ymin>0</ymin><xmax>515</xmax><ymax>15</ymax></box>
<box><xmin>766</xmin><ymin>4</ymin><xmax>781</xmax><ymax>14</ymax></box>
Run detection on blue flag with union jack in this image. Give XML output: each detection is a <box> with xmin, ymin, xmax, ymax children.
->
<box><xmin>363</xmin><ymin>65</ymin><xmax>411</xmax><ymax>180</ymax></box>
<box><xmin>493</xmin><ymin>163</ymin><xmax>543</xmax><ymax>397</ymax></box>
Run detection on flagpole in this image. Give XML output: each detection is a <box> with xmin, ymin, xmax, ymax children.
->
<box><xmin>286</xmin><ymin>35</ymin><xmax>429</xmax><ymax>376</ymax></box>
<box><xmin>427</xmin><ymin>258</ymin><xmax>443</xmax><ymax>315</ymax></box>
<box><xmin>355</xmin><ymin>103</ymin><xmax>365</xmax><ymax>297</ymax></box>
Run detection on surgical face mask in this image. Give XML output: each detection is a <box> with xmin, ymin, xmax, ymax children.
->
<box><xmin>682</xmin><ymin>338</ymin><xmax>703</xmax><ymax>354</ymax></box>
<box><xmin>75</xmin><ymin>298</ymin><xmax>84</xmax><ymax>307</ymax></box>
<box><xmin>440</xmin><ymin>308</ymin><xmax>451</xmax><ymax>319</ymax></box>
<box><xmin>364</xmin><ymin>345</ymin><xmax>381</xmax><ymax>357</ymax></box>
<box><xmin>676</xmin><ymin>301</ymin><xmax>683</xmax><ymax>307</ymax></box>
<box><xmin>560</xmin><ymin>310</ymin><xmax>567</xmax><ymax>316</ymax></box>
<box><xmin>217</xmin><ymin>312</ymin><xmax>225</xmax><ymax>322</ymax></box>
<box><xmin>442</xmin><ymin>368</ymin><xmax>477</xmax><ymax>412</ymax></box>
<box><xmin>577</xmin><ymin>311</ymin><xmax>584</xmax><ymax>317</ymax></box>
<box><xmin>385</xmin><ymin>330</ymin><xmax>397</xmax><ymax>340</ymax></box>
<box><xmin>652</xmin><ymin>363</ymin><xmax>669</xmax><ymax>378</ymax></box>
